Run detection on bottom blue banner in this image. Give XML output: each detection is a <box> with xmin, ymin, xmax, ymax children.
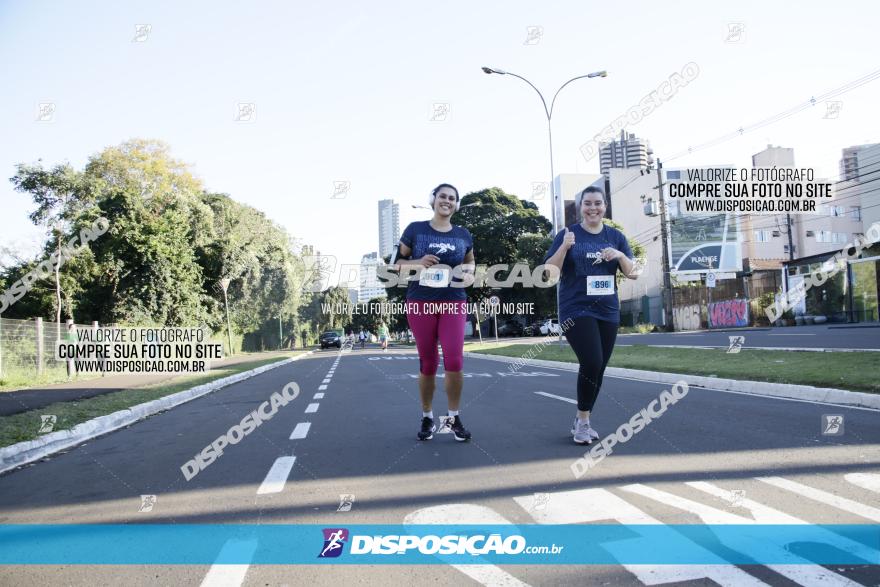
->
<box><xmin>0</xmin><ymin>524</ymin><xmax>877</xmax><ymax>565</ymax></box>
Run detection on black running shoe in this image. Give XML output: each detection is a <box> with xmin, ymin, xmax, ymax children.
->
<box><xmin>417</xmin><ymin>417</ymin><xmax>436</xmax><ymax>441</ymax></box>
<box><xmin>450</xmin><ymin>415</ymin><xmax>471</xmax><ymax>442</ymax></box>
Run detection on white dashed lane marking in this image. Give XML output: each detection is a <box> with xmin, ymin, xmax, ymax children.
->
<box><xmin>313</xmin><ymin>393</ymin><xmax>325</xmax><ymax>399</ymax></box>
<box><xmin>256</xmin><ymin>456</ymin><xmax>296</xmax><ymax>495</ymax></box>
<box><xmin>305</xmin><ymin>403</ymin><xmax>320</xmax><ymax>413</ymax></box>
<box><xmin>289</xmin><ymin>423</ymin><xmax>311</xmax><ymax>440</ymax></box>
<box><xmin>318</xmin><ymin>385</ymin><xmax>328</xmax><ymax>390</ymax></box>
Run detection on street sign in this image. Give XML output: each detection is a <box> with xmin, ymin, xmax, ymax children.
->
<box><xmin>706</xmin><ymin>272</ymin><xmax>717</xmax><ymax>288</ymax></box>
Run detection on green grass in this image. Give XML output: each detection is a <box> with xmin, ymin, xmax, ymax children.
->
<box><xmin>465</xmin><ymin>342</ymin><xmax>880</xmax><ymax>393</ymax></box>
<box><xmin>0</xmin><ymin>366</ymin><xmax>79</xmax><ymax>393</ymax></box>
<box><xmin>0</xmin><ymin>353</ymin><xmax>300</xmax><ymax>449</ymax></box>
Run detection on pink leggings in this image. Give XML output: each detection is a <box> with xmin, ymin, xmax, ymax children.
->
<box><xmin>405</xmin><ymin>300</ymin><xmax>467</xmax><ymax>376</ymax></box>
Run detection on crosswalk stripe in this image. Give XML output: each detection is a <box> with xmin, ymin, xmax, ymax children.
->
<box><xmin>405</xmin><ymin>504</ymin><xmax>531</xmax><ymax>587</ymax></box>
<box><xmin>257</xmin><ymin>456</ymin><xmax>296</xmax><ymax>495</ymax></box>
<box><xmin>512</xmin><ymin>488</ymin><xmax>767</xmax><ymax>586</ymax></box>
<box><xmin>199</xmin><ymin>538</ymin><xmax>257</xmax><ymax>587</ymax></box>
<box><xmin>757</xmin><ymin>476</ymin><xmax>880</xmax><ymax>521</ymax></box>
<box><xmin>844</xmin><ymin>472</ymin><xmax>880</xmax><ymax>493</ymax></box>
<box><xmin>289</xmin><ymin>423</ymin><xmax>311</xmax><ymax>439</ymax></box>
<box><xmin>622</xmin><ymin>483</ymin><xmax>872</xmax><ymax>585</ymax></box>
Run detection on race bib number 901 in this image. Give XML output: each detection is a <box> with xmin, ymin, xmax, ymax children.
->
<box><xmin>587</xmin><ymin>275</ymin><xmax>614</xmax><ymax>296</ymax></box>
<box><xmin>420</xmin><ymin>266</ymin><xmax>451</xmax><ymax>288</ymax></box>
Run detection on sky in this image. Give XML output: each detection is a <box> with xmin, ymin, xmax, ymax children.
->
<box><xmin>1</xmin><ymin>0</ymin><xmax>878</xmax><ymax>269</ymax></box>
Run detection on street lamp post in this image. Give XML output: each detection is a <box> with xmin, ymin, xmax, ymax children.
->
<box><xmin>219</xmin><ymin>278</ymin><xmax>233</xmax><ymax>356</ymax></box>
<box><xmin>482</xmin><ymin>66</ymin><xmax>606</xmax><ymax>334</ymax></box>
<box><xmin>481</xmin><ymin>67</ymin><xmax>606</xmax><ymax>234</ymax></box>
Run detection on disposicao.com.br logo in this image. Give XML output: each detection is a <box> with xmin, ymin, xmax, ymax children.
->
<box><xmin>318</xmin><ymin>528</ymin><xmax>562</xmax><ymax>558</ymax></box>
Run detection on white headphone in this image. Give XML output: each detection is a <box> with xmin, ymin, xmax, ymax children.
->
<box><xmin>429</xmin><ymin>184</ymin><xmax>460</xmax><ymax>212</ymax></box>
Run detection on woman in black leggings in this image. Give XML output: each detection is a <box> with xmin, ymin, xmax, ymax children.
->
<box><xmin>543</xmin><ymin>186</ymin><xmax>641</xmax><ymax>444</ymax></box>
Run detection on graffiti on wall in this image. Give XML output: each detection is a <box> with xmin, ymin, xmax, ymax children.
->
<box><xmin>709</xmin><ymin>298</ymin><xmax>749</xmax><ymax>328</ymax></box>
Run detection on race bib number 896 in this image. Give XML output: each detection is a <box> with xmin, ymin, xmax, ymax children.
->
<box><xmin>587</xmin><ymin>275</ymin><xmax>614</xmax><ymax>296</ymax></box>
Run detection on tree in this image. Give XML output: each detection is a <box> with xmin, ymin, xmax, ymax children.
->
<box><xmin>454</xmin><ymin>187</ymin><xmax>553</xmax><ymax>320</ymax></box>
<box><xmin>78</xmin><ymin>139</ymin><xmax>214</xmax><ymax>326</ymax></box>
<box><xmin>10</xmin><ymin>162</ymin><xmax>85</xmax><ymax>324</ymax></box>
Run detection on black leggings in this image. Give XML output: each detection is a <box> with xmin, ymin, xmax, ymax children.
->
<box><xmin>563</xmin><ymin>316</ymin><xmax>618</xmax><ymax>412</ymax></box>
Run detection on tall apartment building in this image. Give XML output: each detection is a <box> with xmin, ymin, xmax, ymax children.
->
<box><xmin>839</xmin><ymin>143</ymin><xmax>879</xmax><ymax>181</ymax></box>
<box><xmin>838</xmin><ymin>143</ymin><xmax>880</xmax><ymax>234</ymax></box>
<box><xmin>358</xmin><ymin>252</ymin><xmax>387</xmax><ymax>303</ymax></box>
<box><xmin>378</xmin><ymin>199</ymin><xmax>400</xmax><ymax>259</ymax></box>
<box><xmin>599</xmin><ymin>131</ymin><xmax>653</xmax><ymax>177</ymax></box>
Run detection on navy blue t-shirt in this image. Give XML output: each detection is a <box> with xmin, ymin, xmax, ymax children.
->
<box><xmin>400</xmin><ymin>221</ymin><xmax>473</xmax><ymax>301</ymax></box>
<box><xmin>543</xmin><ymin>223</ymin><xmax>633</xmax><ymax>323</ymax></box>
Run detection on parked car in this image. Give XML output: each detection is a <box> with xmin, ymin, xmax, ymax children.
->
<box><xmin>523</xmin><ymin>322</ymin><xmax>543</xmax><ymax>336</ymax></box>
<box><xmin>319</xmin><ymin>331</ymin><xmax>342</xmax><ymax>349</ymax></box>
<box><xmin>539</xmin><ymin>319</ymin><xmax>562</xmax><ymax>336</ymax></box>
<box><xmin>497</xmin><ymin>319</ymin><xmax>524</xmax><ymax>337</ymax></box>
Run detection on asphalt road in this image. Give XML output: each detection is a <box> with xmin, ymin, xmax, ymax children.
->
<box><xmin>1</xmin><ymin>343</ymin><xmax>878</xmax><ymax>586</ymax></box>
<box><xmin>499</xmin><ymin>324</ymin><xmax>880</xmax><ymax>351</ymax></box>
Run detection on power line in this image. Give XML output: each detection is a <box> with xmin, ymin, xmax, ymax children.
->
<box><xmin>665</xmin><ymin>68</ymin><xmax>880</xmax><ymax>162</ymax></box>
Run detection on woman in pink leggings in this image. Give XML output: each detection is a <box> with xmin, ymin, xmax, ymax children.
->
<box><xmin>396</xmin><ymin>183</ymin><xmax>475</xmax><ymax>442</ymax></box>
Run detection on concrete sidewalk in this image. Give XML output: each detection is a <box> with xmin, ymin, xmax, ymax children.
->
<box><xmin>0</xmin><ymin>351</ymin><xmax>301</xmax><ymax>417</ymax></box>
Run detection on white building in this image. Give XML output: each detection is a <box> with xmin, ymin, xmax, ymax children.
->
<box><xmin>838</xmin><ymin>143</ymin><xmax>880</xmax><ymax>234</ymax></box>
<box><xmin>377</xmin><ymin>199</ymin><xmax>400</xmax><ymax>259</ymax></box>
<box><xmin>358</xmin><ymin>252</ymin><xmax>387</xmax><ymax>303</ymax></box>
<box><xmin>599</xmin><ymin>131</ymin><xmax>653</xmax><ymax>177</ymax></box>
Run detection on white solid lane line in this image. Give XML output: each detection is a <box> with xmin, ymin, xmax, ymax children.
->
<box><xmin>318</xmin><ymin>385</ymin><xmax>328</xmax><ymax>390</ymax></box>
<box><xmin>199</xmin><ymin>538</ymin><xmax>257</xmax><ymax>587</ymax></box>
<box><xmin>535</xmin><ymin>391</ymin><xmax>576</xmax><ymax>404</ymax></box>
<box><xmin>757</xmin><ymin>476</ymin><xmax>880</xmax><ymax>521</ymax></box>
<box><xmin>305</xmin><ymin>403</ymin><xmax>320</xmax><ymax>413</ymax></box>
<box><xmin>257</xmin><ymin>456</ymin><xmax>296</xmax><ymax>495</ymax></box>
<box><xmin>289</xmin><ymin>423</ymin><xmax>311</xmax><ymax>440</ymax></box>
<box><xmin>844</xmin><ymin>472</ymin><xmax>880</xmax><ymax>493</ymax></box>
<box><xmin>313</xmin><ymin>393</ymin><xmax>325</xmax><ymax>399</ymax></box>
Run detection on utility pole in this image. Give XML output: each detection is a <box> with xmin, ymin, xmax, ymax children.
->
<box><xmin>656</xmin><ymin>160</ymin><xmax>675</xmax><ymax>331</ymax></box>
<box><xmin>785</xmin><ymin>213</ymin><xmax>795</xmax><ymax>261</ymax></box>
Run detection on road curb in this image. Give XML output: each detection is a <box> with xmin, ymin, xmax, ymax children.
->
<box><xmin>464</xmin><ymin>351</ymin><xmax>880</xmax><ymax>410</ymax></box>
<box><xmin>0</xmin><ymin>352</ymin><xmax>314</xmax><ymax>475</ymax></box>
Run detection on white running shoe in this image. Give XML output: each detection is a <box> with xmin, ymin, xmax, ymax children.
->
<box><xmin>572</xmin><ymin>418</ymin><xmax>592</xmax><ymax>445</ymax></box>
<box><xmin>571</xmin><ymin>418</ymin><xmax>600</xmax><ymax>441</ymax></box>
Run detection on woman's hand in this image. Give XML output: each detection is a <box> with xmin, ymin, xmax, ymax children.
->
<box><xmin>562</xmin><ymin>227</ymin><xmax>576</xmax><ymax>251</ymax></box>
<box><xmin>599</xmin><ymin>247</ymin><xmax>623</xmax><ymax>262</ymax></box>
<box><xmin>418</xmin><ymin>254</ymin><xmax>441</xmax><ymax>268</ymax></box>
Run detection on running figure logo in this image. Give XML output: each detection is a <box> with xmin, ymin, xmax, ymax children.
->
<box><xmin>38</xmin><ymin>415</ymin><xmax>57</xmax><ymax>434</ymax></box>
<box><xmin>428</xmin><ymin>242</ymin><xmax>456</xmax><ymax>256</ymax></box>
<box><xmin>821</xmin><ymin>415</ymin><xmax>844</xmax><ymax>436</ymax></box>
<box><xmin>727</xmin><ymin>336</ymin><xmax>745</xmax><ymax>353</ymax></box>
<box><xmin>318</xmin><ymin>528</ymin><xmax>349</xmax><ymax>558</ymax></box>
<box><xmin>138</xmin><ymin>494</ymin><xmax>157</xmax><ymax>512</ymax></box>
<box><xmin>337</xmin><ymin>494</ymin><xmax>355</xmax><ymax>512</ymax></box>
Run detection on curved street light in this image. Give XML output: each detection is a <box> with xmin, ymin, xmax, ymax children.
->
<box><xmin>481</xmin><ymin>66</ymin><xmax>607</xmax><ymax>233</ymax></box>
